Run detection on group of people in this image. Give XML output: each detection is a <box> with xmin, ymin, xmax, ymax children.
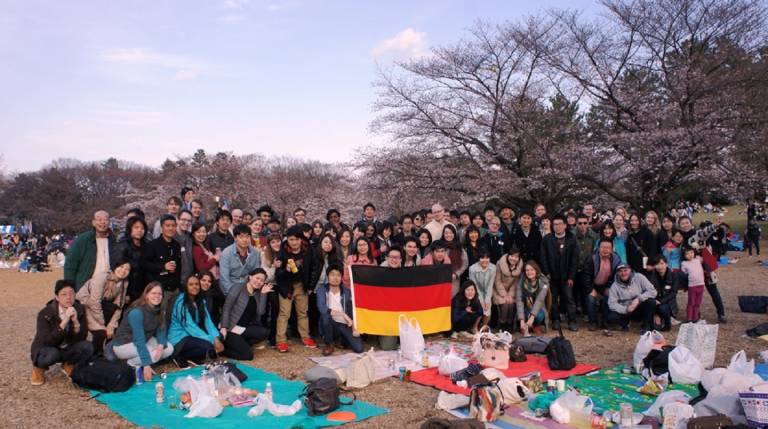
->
<box><xmin>29</xmin><ymin>186</ymin><xmax>733</xmax><ymax>386</ymax></box>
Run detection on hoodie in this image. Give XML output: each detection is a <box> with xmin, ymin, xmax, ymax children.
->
<box><xmin>608</xmin><ymin>271</ymin><xmax>657</xmax><ymax>314</ymax></box>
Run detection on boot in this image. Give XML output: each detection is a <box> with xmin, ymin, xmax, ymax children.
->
<box><xmin>61</xmin><ymin>362</ymin><xmax>75</xmax><ymax>377</ymax></box>
<box><xmin>31</xmin><ymin>367</ymin><xmax>45</xmax><ymax>386</ymax></box>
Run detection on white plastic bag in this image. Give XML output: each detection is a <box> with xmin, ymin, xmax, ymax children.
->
<box><xmin>438</xmin><ymin>349</ymin><xmax>468</xmax><ymax>375</ymax></box>
<box><xmin>247</xmin><ymin>394</ymin><xmax>303</xmax><ymax>417</ymax></box>
<box><xmin>634</xmin><ymin>331</ymin><xmax>663</xmax><ymax>372</ymax></box>
<box><xmin>644</xmin><ymin>390</ymin><xmax>692</xmax><ymax>417</ymax></box>
<box><xmin>173</xmin><ymin>376</ymin><xmax>224</xmax><ymax>418</ymax></box>
<box><xmin>727</xmin><ymin>350</ymin><xmax>755</xmax><ymax>376</ymax></box>
<box><xmin>676</xmin><ymin>321</ymin><xmax>718</xmax><ymax>369</ymax></box>
<box><xmin>398</xmin><ymin>315</ymin><xmax>425</xmax><ymax>362</ymax></box>
<box><xmin>435</xmin><ymin>391</ymin><xmax>470</xmax><ymax>411</ymax></box>
<box><xmin>668</xmin><ymin>346</ymin><xmax>703</xmax><ymax>384</ymax></box>
<box><xmin>549</xmin><ymin>390</ymin><xmax>593</xmax><ymax>424</ymax></box>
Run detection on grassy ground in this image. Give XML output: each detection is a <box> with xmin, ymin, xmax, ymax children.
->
<box><xmin>692</xmin><ymin>204</ymin><xmax>752</xmax><ymax>236</ymax></box>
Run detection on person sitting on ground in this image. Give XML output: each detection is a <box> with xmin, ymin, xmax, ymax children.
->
<box><xmin>607</xmin><ymin>264</ymin><xmax>657</xmax><ymax>333</ymax></box>
<box><xmin>468</xmin><ymin>250</ymin><xmax>496</xmax><ymax>327</ymax></box>
<box><xmin>647</xmin><ymin>255</ymin><xmax>679</xmax><ymax>331</ymax></box>
<box><xmin>168</xmin><ymin>275</ymin><xmax>223</xmax><ymax>367</ymax></box>
<box><xmin>112</xmin><ymin>282</ymin><xmax>174</xmax><ymax>382</ymax></box>
<box><xmin>220</xmin><ymin>268</ymin><xmax>273</xmax><ymax>360</ymax></box>
<box><xmin>516</xmin><ymin>261</ymin><xmax>549</xmax><ymax>336</ymax></box>
<box><xmin>451</xmin><ymin>280</ymin><xmax>483</xmax><ymax>339</ymax></box>
<box><xmin>198</xmin><ymin>270</ymin><xmax>224</xmax><ymax>327</ymax></box>
<box><xmin>493</xmin><ymin>249</ymin><xmax>523</xmax><ymax>331</ymax></box>
<box><xmin>316</xmin><ymin>264</ymin><xmax>364</xmax><ymax>356</ymax></box>
<box><xmin>75</xmin><ymin>260</ymin><xmax>131</xmax><ymax>355</ymax></box>
<box><xmin>30</xmin><ymin>279</ymin><xmax>94</xmax><ymax>386</ymax></box>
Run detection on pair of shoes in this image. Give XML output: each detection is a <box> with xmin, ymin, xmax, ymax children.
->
<box><xmin>322</xmin><ymin>345</ymin><xmax>334</xmax><ymax>356</ymax></box>
<box><xmin>568</xmin><ymin>322</ymin><xmax>578</xmax><ymax>332</ymax></box>
<box><xmin>718</xmin><ymin>315</ymin><xmax>728</xmax><ymax>324</ymax></box>
<box><xmin>551</xmin><ymin>321</ymin><xmax>561</xmax><ymax>331</ymax></box>
<box><xmin>588</xmin><ymin>324</ymin><xmax>598</xmax><ymax>332</ymax></box>
<box><xmin>254</xmin><ymin>342</ymin><xmax>267</xmax><ymax>350</ymax></box>
<box><xmin>302</xmin><ymin>337</ymin><xmax>318</xmax><ymax>349</ymax></box>
<box><xmin>603</xmin><ymin>330</ymin><xmax>613</xmax><ymax>337</ymax></box>
<box><xmin>276</xmin><ymin>342</ymin><xmax>289</xmax><ymax>353</ymax></box>
<box><xmin>31</xmin><ymin>367</ymin><xmax>45</xmax><ymax>386</ymax></box>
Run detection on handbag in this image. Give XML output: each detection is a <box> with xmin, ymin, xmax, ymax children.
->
<box><xmin>472</xmin><ymin>326</ymin><xmax>511</xmax><ymax>370</ymax></box>
<box><xmin>468</xmin><ymin>378</ymin><xmax>505</xmax><ymax>422</ymax></box>
<box><xmin>300</xmin><ymin>377</ymin><xmax>355</xmax><ymax>416</ymax></box>
<box><xmin>545</xmin><ymin>327</ymin><xmax>576</xmax><ymax>370</ymax></box>
<box><xmin>509</xmin><ymin>345</ymin><xmax>527</xmax><ymax>362</ymax></box>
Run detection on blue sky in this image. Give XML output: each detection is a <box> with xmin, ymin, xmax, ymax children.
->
<box><xmin>0</xmin><ymin>0</ymin><xmax>598</xmax><ymax>172</ymax></box>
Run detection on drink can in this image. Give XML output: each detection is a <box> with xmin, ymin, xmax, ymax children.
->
<box><xmin>135</xmin><ymin>366</ymin><xmax>144</xmax><ymax>385</ymax></box>
<box><xmin>155</xmin><ymin>382</ymin><xmax>165</xmax><ymax>403</ymax></box>
<box><xmin>556</xmin><ymin>379</ymin><xmax>566</xmax><ymax>392</ymax></box>
<box><xmin>399</xmin><ymin>366</ymin><xmax>406</xmax><ymax>381</ymax></box>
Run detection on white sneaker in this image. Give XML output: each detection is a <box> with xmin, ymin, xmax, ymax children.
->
<box><xmin>670</xmin><ymin>317</ymin><xmax>681</xmax><ymax>326</ymax></box>
<box><xmin>450</xmin><ymin>332</ymin><xmax>459</xmax><ymax>340</ymax></box>
<box><xmin>459</xmin><ymin>331</ymin><xmax>474</xmax><ymax>339</ymax></box>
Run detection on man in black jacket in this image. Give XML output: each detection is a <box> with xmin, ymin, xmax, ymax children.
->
<box><xmin>513</xmin><ymin>211</ymin><xmax>542</xmax><ymax>265</ymax></box>
<box><xmin>207</xmin><ymin>210</ymin><xmax>234</xmax><ymax>252</ymax></box>
<box><xmin>648</xmin><ymin>255</ymin><xmax>679</xmax><ymax>331</ymax></box>
<box><xmin>540</xmin><ymin>215</ymin><xmax>579</xmax><ymax>331</ymax></box>
<box><xmin>142</xmin><ymin>214</ymin><xmax>182</xmax><ymax>323</ymax></box>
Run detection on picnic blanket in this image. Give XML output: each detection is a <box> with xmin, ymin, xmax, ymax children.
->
<box><xmin>567</xmin><ymin>365</ymin><xmax>699</xmax><ymax>415</ymax></box>
<box><xmin>90</xmin><ymin>363</ymin><xmax>387</xmax><ymax>429</ymax></box>
<box><xmin>409</xmin><ymin>354</ymin><xmax>599</xmax><ymax>396</ymax></box>
<box><xmin>757</xmin><ymin>363</ymin><xmax>768</xmax><ymax>381</ymax></box>
<box><xmin>448</xmin><ymin>403</ymin><xmax>590</xmax><ymax>429</ymax></box>
<box><xmin>309</xmin><ymin>350</ymin><xmax>425</xmax><ymax>381</ymax></box>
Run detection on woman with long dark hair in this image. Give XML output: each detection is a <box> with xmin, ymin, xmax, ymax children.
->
<box><xmin>336</xmin><ymin>228</ymin><xmax>353</xmax><ymax>260</ymax></box>
<box><xmin>594</xmin><ymin>221</ymin><xmax>627</xmax><ymax>263</ymax></box>
<box><xmin>199</xmin><ymin>270</ymin><xmax>224</xmax><ymax>326</ymax></box>
<box><xmin>113</xmin><ymin>216</ymin><xmax>149</xmax><ymax>302</ymax></box>
<box><xmin>451</xmin><ymin>280</ymin><xmax>483</xmax><ymax>338</ymax></box>
<box><xmin>416</xmin><ymin>228</ymin><xmax>433</xmax><ymax>259</ymax></box>
<box><xmin>191</xmin><ymin>222</ymin><xmax>219</xmax><ymax>278</ymax></box>
<box><xmin>342</xmin><ymin>237</ymin><xmax>376</xmax><ymax>286</ymax></box>
<box><xmin>442</xmin><ymin>224</ymin><xmax>468</xmax><ymax>297</ymax></box>
<box><xmin>627</xmin><ymin>213</ymin><xmax>657</xmax><ymax>273</ymax></box>
<box><xmin>168</xmin><ymin>275</ymin><xmax>223</xmax><ymax>367</ymax></box>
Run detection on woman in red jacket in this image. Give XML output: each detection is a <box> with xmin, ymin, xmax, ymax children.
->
<box><xmin>191</xmin><ymin>222</ymin><xmax>219</xmax><ymax>278</ymax></box>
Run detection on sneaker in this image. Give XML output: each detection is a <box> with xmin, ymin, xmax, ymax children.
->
<box><xmin>568</xmin><ymin>322</ymin><xmax>578</xmax><ymax>332</ymax></box>
<box><xmin>588</xmin><ymin>324</ymin><xmax>598</xmax><ymax>332</ymax></box>
<box><xmin>322</xmin><ymin>345</ymin><xmax>334</xmax><ymax>356</ymax></box>
<box><xmin>459</xmin><ymin>331</ymin><xmax>474</xmax><ymax>339</ymax></box>
<box><xmin>254</xmin><ymin>342</ymin><xmax>267</xmax><ymax>350</ymax></box>
<box><xmin>61</xmin><ymin>362</ymin><xmax>75</xmax><ymax>378</ymax></box>
<box><xmin>603</xmin><ymin>329</ymin><xmax>613</xmax><ymax>337</ymax></box>
<box><xmin>277</xmin><ymin>342</ymin><xmax>289</xmax><ymax>353</ymax></box>
<box><xmin>302</xmin><ymin>337</ymin><xmax>318</xmax><ymax>349</ymax></box>
<box><xmin>450</xmin><ymin>332</ymin><xmax>459</xmax><ymax>340</ymax></box>
<box><xmin>31</xmin><ymin>367</ymin><xmax>45</xmax><ymax>386</ymax></box>
<box><xmin>552</xmin><ymin>321</ymin><xmax>561</xmax><ymax>331</ymax></box>
<box><xmin>670</xmin><ymin>317</ymin><xmax>681</xmax><ymax>326</ymax></box>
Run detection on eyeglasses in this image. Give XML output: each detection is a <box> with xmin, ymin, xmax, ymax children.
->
<box><xmin>577</xmin><ymin>222</ymin><xmax>589</xmax><ymax>225</ymax></box>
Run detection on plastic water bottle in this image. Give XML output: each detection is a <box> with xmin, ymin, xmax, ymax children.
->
<box><xmin>264</xmin><ymin>382</ymin><xmax>273</xmax><ymax>401</ymax></box>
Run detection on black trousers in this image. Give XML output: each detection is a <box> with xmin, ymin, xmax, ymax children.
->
<box><xmin>549</xmin><ymin>278</ymin><xmax>576</xmax><ymax>323</ymax></box>
<box><xmin>655</xmin><ymin>302</ymin><xmax>673</xmax><ymax>330</ymax></box>
<box><xmin>33</xmin><ymin>341</ymin><xmax>94</xmax><ymax>369</ymax></box>
<box><xmin>223</xmin><ymin>326</ymin><xmax>269</xmax><ymax>361</ymax></box>
<box><xmin>172</xmin><ymin>336</ymin><xmax>215</xmax><ymax>367</ymax></box>
<box><xmin>706</xmin><ymin>282</ymin><xmax>725</xmax><ymax>317</ymax></box>
<box><xmin>607</xmin><ymin>299</ymin><xmax>656</xmax><ymax>330</ymax></box>
<box><xmin>90</xmin><ymin>300</ymin><xmax>119</xmax><ymax>356</ymax></box>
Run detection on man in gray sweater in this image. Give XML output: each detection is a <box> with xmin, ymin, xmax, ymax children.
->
<box><xmin>607</xmin><ymin>264</ymin><xmax>657</xmax><ymax>334</ymax></box>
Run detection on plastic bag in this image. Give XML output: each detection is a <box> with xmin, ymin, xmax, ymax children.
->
<box><xmin>398</xmin><ymin>315</ymin><xmax>425</xmax><ymax>362</ymax></box>
<box><xmin>702</xmin><ymin>368</ymin><xmax>763</xmax><ymax>397</ymax></box>
<box><xmin>668</xmin><ymin>346</ymin><xmax>703</xmax><ymax>384</ymax></box>
<box><xmin>644</xmin><ymin>390</ymin><xmax>692</xmax><ymax>417</ymax></box>
<box><xmin>209</xmin><ymin>365</ymin><xmax>242</xmax><ymax>399</ymax></box>
<box><xmin>549</xmin><ymin>390</ymin><xmax>593</xmax><ymax>424</ymax></box>
<box><xmin>247</xmin><ymin>394</ymin><xmax>303</xmax><ymax>417</ymax></box>
<box><xmin>438</xmin><ymin>349</ymin><xmax>468</xmax><ymax>375</ymax></box>
<box><xmin>435</xmin><ymin>391</ymin><xmax>470</xmax><ymax>411</ymax></box>
<box><xmin>676</xmin><ymin>321</ymin><xmax>718</xmax><ymax>369</ymax></box>
<box><xmin>634</xmin><ymin>331</ymin><xmax>663</xmax><ymax>372</ymax></box>
<box><xmin>173</xmin><ymin>376</ymin><xmax>224</xmax><ymax>418</ymax></box>
<box><xmin>727</xmin><ymin>350</ymin><xmax>755</xmax><ymax>376</ymax></box>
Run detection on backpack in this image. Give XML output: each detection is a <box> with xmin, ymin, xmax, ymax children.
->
<box><xmin>71</xmin><ymin>357</ymin><xmax>134</xmax><ymax>393</ymax></box>
<box><xmin>468</xmin><ymin>378</ymin><xmax>505</xmax><ymax>422</ymax></box>
<box><xmin>545</xmin><ymin>328</ymin><xmax>576</xmax><ymax>370</ymax></box>
<box><xmin>300</xmin><ymin>377</ymin><xmax>354</xmax><ymax>416</ymax></box>
<box><xmin>642</xmin><ymin>345</ymin><xmax>675</xmax><ymax>379</ymax></box>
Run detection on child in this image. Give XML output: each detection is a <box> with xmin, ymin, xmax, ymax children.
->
<box><xmin>661</xmin><ymin>230</ymin><xmax>684</xmax><ymax>272</ymax></box>
<box><xmin>680</xmin><ymin>247</ymin><xmax>709</xmax><ymax>322</ymax></box>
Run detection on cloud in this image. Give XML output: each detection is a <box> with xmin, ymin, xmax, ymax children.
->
<box><xmin>217</xmin><ymin>13</ymin><xmax>246</xmax><ymax>22</ymax></box>
<box><xmin>372</xmin><ymin>28</ymin><xmax>428</xmax><ymax>60</ymax></box>
<box><xmin>221</xmin><ymin>0</ymin><xmax>249</xmax><ymax>9</ymax></box>
<box><xmin>100</xmin><ymin>48</ymin><xmax>207</xmax><ymax>81</ymax></box>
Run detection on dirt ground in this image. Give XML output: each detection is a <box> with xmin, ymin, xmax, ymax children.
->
<box><xmin>4</xmin><ymin>252</ymin><xmax>767</xmax><ymax>429</ymax></box>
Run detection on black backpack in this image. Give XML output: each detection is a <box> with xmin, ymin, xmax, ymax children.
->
<box><xmin>300</xmin><ymin>377</ymin><xmax>354</xmax><ymax>416</ymax></box>
<box><xmin>71</xmin><ymin>357</ymin><xmax>135</xmax><ymax>393</ymax></box>
<box><xmin>545</xmin><ymin>328</ymin><xmax>576</xmax><ymax>370</ymax></box>
<box><xmin>642</xmin><ymin>345</ymin><xmax>675</xmax><ymax>379</ymax></box>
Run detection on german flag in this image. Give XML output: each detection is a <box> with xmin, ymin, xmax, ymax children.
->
<box><xmin>350</xmin><ymin>264</ymin><xmax>452</xmax><ymax>336</ymax></box>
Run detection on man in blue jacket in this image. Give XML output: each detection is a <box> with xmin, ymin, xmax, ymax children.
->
<box><xmin>316</xmin><ymin>264</ymin><xmax>363</xmax><ymax>356</ymax></box>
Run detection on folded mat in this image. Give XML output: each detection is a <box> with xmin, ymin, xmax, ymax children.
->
<box><xmin>567</xmin><ymin>365</ymin><xmax>699</xmax><ymax>415</ymax></box>
<box><xmin>409</xmin><ymin>354</ymin><xmax>599</xmax><ymax>395</ymax></box>
<box><xmin>90</xmin><ymin>363</ymin><xmax>387</xmax><ymax>429</ymax></box>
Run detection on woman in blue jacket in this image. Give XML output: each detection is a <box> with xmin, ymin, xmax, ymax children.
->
<box><xmin>168</xmin><ymin>275</ymin><xmax>223</xmax><ymax>367</ymax></box>
<box><xmin>451</xmin><ymin>280</ymin><xmax>483</xmax><ymax>338</ymax></box>
<box><xmin>594</xmin><ymin>221</ymin><xmax>627</xmax><ymax>263</ymax></box>
<box><xmin>316</xmin><ymin>264</ymin><xmax>364</xmax><ymax>356</ymax></box>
